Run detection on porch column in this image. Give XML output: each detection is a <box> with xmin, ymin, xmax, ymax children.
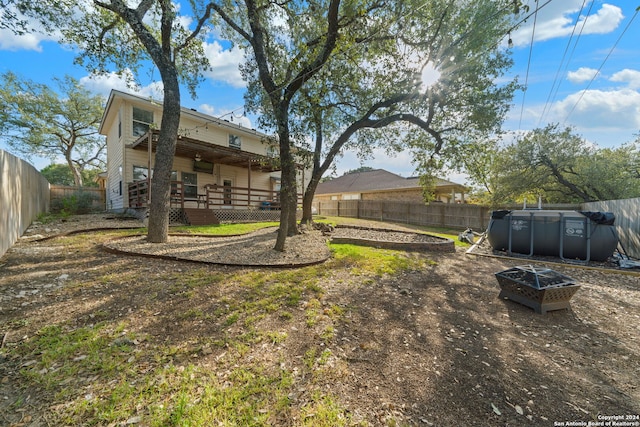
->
<box><xmin>147</xmin><ymin>132</ymin><xmax>152</xmax><ymax>205</ymax></box>
<box><xmin>247</xmin><ymin>160</ymin><xmax>252</xmax><ymax>209</ymax></box>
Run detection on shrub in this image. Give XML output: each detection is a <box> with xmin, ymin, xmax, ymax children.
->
<box><xmin>51</xmin><ymin>191</ymin><xmax>99</xmax><ymax>214</ymax></box>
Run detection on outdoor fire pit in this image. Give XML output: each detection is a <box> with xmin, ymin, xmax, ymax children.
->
<box><xmin>495</xmin><ymin>265</ymin><xmax>580</xmax><ymax>314</ymax></box>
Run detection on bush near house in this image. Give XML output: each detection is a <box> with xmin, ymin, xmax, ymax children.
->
<box><xmin>50</xmin><ymin>190</ymin><xmax>100</xmax><ymax>215</ymax></box>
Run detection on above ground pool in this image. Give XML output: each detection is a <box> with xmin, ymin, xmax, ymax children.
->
<box><xmin>486</xmin><ymin>210</ymin><xmax>619</xmax><ymax>262</ymax></box>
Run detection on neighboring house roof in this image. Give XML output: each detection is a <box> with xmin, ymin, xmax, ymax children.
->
<box><xmin>316</xmin><ymin>169</ymin><xmax>465</xmax><ymax>195</ymax></box>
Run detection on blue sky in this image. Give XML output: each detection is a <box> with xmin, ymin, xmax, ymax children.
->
<box><xmin>0</xmin><ymin>1</ymin><xmax>638</xmax><ymax>183</ymax></box>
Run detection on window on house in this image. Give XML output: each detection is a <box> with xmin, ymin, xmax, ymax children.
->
<box><xmin>266</xmin><ymin>145</ymin><xmax>278</xmax><ymax>157</ymax></box>
<box><xmin>182</xmin><ymin>172</ymin><xmax>198</xmax><ymax>198</ymax></box>
<box><xmin>133</xmin><ymin>106</ymin><xmax>154</xmax><ymax>137</ymax></box>
<box><xmin>133</xmin><ymin>166</ymin><xmax>152</xmax><ymax>181</ymax></box>
<box><xmin>229</xmin><ymin>134</ymin><xmax>241</xmax><ymax>149</ymax></box>
<box><xmin>342</xmin><ymin>193</ymin><xmax>361</xmax><ymax>200</ymax></box>
<box><xmin>170</xmin><ymin>171</ymin><xmax>178</xmax><ymax>194</ymax></box>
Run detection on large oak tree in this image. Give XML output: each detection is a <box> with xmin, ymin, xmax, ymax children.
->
<box><xmin>487</xmin><ymin>124</ymin><xmax>640</xmax><ymax>203</ymax></box>
<box><xmin>9</xmin><ymin>0</ymin><xmax>217</xmax><ymax>243</ymax></box>
<box><xmin>0</xmin><ymin>72</ymin><xmax>105</xmax><ymax>186</ymax></box>
<box><xmin>212</xmin><ymin>0</ymin><xmax>523</xmax><ymax>238</ymax></box>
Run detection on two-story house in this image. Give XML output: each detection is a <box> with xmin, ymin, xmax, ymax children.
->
<box><xmin>99</xmin><ymin>90</ymin><xmax>309</xmax><ymax>224</ymax></box>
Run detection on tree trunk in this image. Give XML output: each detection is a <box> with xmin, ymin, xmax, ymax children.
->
<box><xmin>301</xmin><ymin>176</ymin><xmax>320</xmax><ymax>224</ymax></box>
<box><xmin>274</xmin><ymin>117</ymin><xmax>299</xmax><ymax>251</ymax></box>
<box><xmin>147</xmin><ymin>76</ymin><xmax>180</xmax><ymax>243</ymax></box>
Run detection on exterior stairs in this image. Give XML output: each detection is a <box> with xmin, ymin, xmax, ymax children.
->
<box><xmin>183</xmin><ymin>208</ymin><xmax>220</xmax><ymax>226</ymax></box>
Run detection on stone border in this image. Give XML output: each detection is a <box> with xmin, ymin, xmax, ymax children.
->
<box><xmin>329</xmin><ymin>225</ymin><xmax>455</xmax><ymax>253</ymax></box>
<box><xmin>101</xmin><ymin>235</ymin><xmax>331</xmax><ymax>269</ymax></box>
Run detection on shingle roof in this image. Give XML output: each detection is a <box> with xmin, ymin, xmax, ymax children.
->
<box><xmin>316</xmin><ymin>169</ymin><xmax>462</xmax><ymax>194</ymax></box>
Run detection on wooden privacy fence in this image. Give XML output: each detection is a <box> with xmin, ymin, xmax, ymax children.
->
<box><xmin>314</xmin><ymin>200</ymin><xmax>492</xmax><ymax>230</ymax></box>
<box><xmin>313</xmin><ymin>200</ymin><xmax>582</xmax><ymax>232</ymax></box>
<box><xmin>0</xmin><ymin>149</ymin><xmax>50</xmax><ymax>258</ymax></box>
<box><xmin>50</xmin><ymin>185</ymin><xmax>106</xmax><ymax>212</ymax></box>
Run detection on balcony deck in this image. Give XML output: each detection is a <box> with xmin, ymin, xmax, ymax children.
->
<box><xmin>128</xmin><ymin>180</ymin><xmax>301</xmax><ymax>224</ymax></box>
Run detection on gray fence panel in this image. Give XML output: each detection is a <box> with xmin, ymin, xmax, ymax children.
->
<box><xmin>583</xmin><ymin>198</ymin><xmax>640</xmax><ymax>259</ymax></box>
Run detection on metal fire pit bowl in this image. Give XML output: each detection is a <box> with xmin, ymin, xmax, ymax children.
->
<box><xmin>495</xmin><ymin>265</ymin><xmax>580</xmax><ymax>314</ymax></box>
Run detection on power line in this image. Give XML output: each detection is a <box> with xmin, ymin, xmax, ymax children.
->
<box><xmin>563</xmin><ymin>7</ymin><xmax>639</xmax><ymax>124</ymax></box>
<box><xmin>518</xmin><ymin>0</ymin><xmax>540</xmax><ymax>129</ymax></box>
<box><xmin>538</xmin><ymin>0</ymin><xmax>589</xmax><ymax>125</ymax></box>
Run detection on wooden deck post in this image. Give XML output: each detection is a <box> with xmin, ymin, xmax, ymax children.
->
<box><xmin>247</xmin><ymin>159</ymin><xmax>252</xmax><ymax>208</ymax></box>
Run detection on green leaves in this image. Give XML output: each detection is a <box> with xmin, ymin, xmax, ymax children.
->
<box><xmin>0</xmin><ymin>72</ymin><xmax>106</xmax><ymax>186</ymax></box>
<box><xmin>487</xmin><ymin>124</ymin><xmax>640</xmax><ymax>203</ymax></box>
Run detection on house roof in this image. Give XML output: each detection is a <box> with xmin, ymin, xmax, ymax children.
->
<box><xmin>99</xmin><ymin>89</ymin><xmax>282</xmax><ymax>172</ymax></box>
<box><xmin>316</xmin><ymin>169</ymin><xmax>465</xmax><ymax>195</ymax></box>
<box><xmin>99</xmin><ymin>89</ymin><xmax>268</xmax><ymax>139</ymax></box>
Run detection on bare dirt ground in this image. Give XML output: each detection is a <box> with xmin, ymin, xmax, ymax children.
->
<box><xmin>1</xmin><ymin>214</ymin><xmax>639</xmax><ymax>426</ymax></box>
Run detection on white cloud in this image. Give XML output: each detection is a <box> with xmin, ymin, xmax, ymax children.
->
<box><xmin>610</xmin><ymin>69</ymin><xmax>640</xmax><ymax>89</ymax></box>
<box><xmin>80</xmin><ymin>70</ymin><xmax>164</xmax><ymax>100</ymax></box>
<box><xmin>0</xmin><ymin>6</ymin><xmax>59</xmax><ymax>52</ymax></box>
<box><xmin>550</xmin><ymin>88</ymin><xmax>640</xmax><ymax>130</ymax></box>
<box><xmin>511</xmin><ymin>2</ymin><xmax>623</xmax><ymax>47</ymax></box>
<box><xmin>203</xmin><ymin>41</ymin><xmax>246</xmax><ymax>88</ymax></box>
<box><xmin>567</xmin><ymin>67</ymin><xmax>599</xmax><ymax>84</ymax></box>
<box><xmin>0</xmin><ymin>29</ymin><xmax>54</xmax><ymax>51</ymax></box>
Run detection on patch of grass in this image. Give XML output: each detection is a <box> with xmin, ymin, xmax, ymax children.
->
<box><xmin>177</xmin><ymin>308</ymin><xmax>205</xmax><ymax>321</ymax></box>
<box><xmin>224</xmin><ymin>312</ymin><xmax>240</xmax><ymax>326</ymax></box>
<box><xmin>171</xmin><ymin>221</ymin><xmax>279</xmax><ymax>235</ymax></box>
<box><xmin>329</xmin><ymin>243</ymin><xmax>429</xmax><ymax>276</ymax></box>
<box><xmin>301</xmin><ymin>392</ymin><xmax>353</xmax><ymax>426</ymax></box>
<box><xmin>266</xmin><ymin>331</ymin><xmax>288</xmax><ymax>345</ymax></box>
<box><xmin>305</xmin><ymin>298</ymin><xmax>322</xmax><ymax>328</ymax></box>
<box><xmin>320</xmin><ymin>325</ymin><xmax>335</xmax><ymax>342</ymax></box>
<box><xmin>15</xmin><ymin>323</ymin><xmax>137</xmax><ymax>393</ymax></box>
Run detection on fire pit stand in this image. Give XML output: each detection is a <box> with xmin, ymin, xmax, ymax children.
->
<box><xmin>495</xmin><ymin>265</ymin><xmax>580</xmax><ymax>314</ymax></box>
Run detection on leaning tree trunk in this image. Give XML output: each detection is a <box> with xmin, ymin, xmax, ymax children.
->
<box><xmin>147</xmin><ymin>76</ymin><xmax>181</xmax><ymax>243</ymax></box>
<box><xmin>301</xmin><ymin>176</ymin><xmax>321</xmax><ymax>224</ymax></box>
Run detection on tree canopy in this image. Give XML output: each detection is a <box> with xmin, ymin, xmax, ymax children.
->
<box><xmin>41</xmin><ymin>163</ymin><xmax>102</xmax><ymax>187</ymax></box>
<box><xmin>213</xmin><ymin>0</ymin><xmax>523</xmax><ymax>234</ymax></box>
<box><xmin>0</xmin><ymin>72</ymin><xmax>106</xmax><ymax>186</ymax></box>
<box><xmin>484</xmin><ymin>124</ymin><xmax>640</xmax><ymax>204</ymax></box>
<box><xmin>8</xmin><ymin>0</ymin><xmax>221</xmax><ymax>242</ymax></box>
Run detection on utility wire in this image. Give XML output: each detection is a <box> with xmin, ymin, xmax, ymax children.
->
<box><xmin>538</xmin><ymin>0</ymin><xmax>588</xmax><ymax>125</ymax></box>
<box><xmin>563</xmin><ymin>7</ymin><xmax>639</xmax><ymax>123</ymax></box>
<box><xmin>518</xmin><ymin>0</ymin><xmax>539</xmax><ymax>129</ymax></box>
<box><xmin>543</xmin><ymin>0</ymin><xmax>595</xmax><ymax>124</ymax></box>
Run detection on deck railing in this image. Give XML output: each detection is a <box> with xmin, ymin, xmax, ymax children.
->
<box><xmin>128</xmin><ymin>180</ymin><xmax>301</xmax><ymax>210</ymax></box>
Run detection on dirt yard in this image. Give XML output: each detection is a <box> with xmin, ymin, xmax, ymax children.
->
<box><xmin>0</xmin><ymin>215</ymin><xmax>638</xmax><ymax>426</ymax></box>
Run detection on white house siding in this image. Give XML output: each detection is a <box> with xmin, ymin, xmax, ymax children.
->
<box><xmin>100</xmin><ymin>90</ymin><xmax>313</xmax><ymax>211</ymax></box>
<box><xmin>105</xmin><ymin>104</ymin><xmax>125</xmax><ymax>211</ymax></box>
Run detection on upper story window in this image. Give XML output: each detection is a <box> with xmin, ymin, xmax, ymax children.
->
<box><xmin>133</xmin><ymin>106</ymin><xmax>154</xmax><ymax>137</ymax></box>
<box><xmin>266</xmin><ymin>145</ymin><xmax>278</xmax><ymax>158</ymax></box>
<box><xmin>229</xmin><ymin>134</ymin><xmax>241</xmax><ymax>149</ymax></box>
